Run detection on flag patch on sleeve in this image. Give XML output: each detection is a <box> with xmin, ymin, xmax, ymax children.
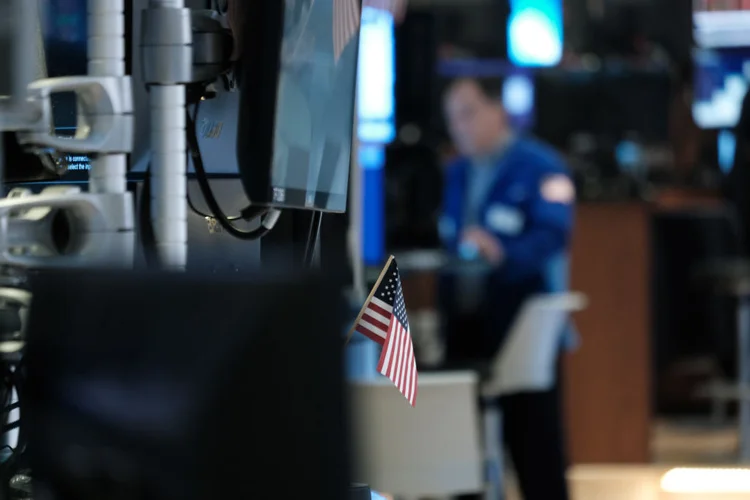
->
<box><xmin>541</xmin><ymin>175</ymin><xmax>575</xmax><ymax>204</ymax></box>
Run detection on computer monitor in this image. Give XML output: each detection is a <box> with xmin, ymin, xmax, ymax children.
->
<box><xmin>534</xmin><ymin>68</ymin><xmax>671</xmax><ymax>149</ymax></box>
<box><xmin>23</xmin><ymin>269</ymin><xmax>350</xmax><ymax>500</ymax></box>
<box><xmin>4</xmin><ymin>0</ymin><xmax>134</xmax><ymax>185</ymax></box>
<box><xmin>236</xmin><ymin>0</ymin><xmax>360</xmax><ymax>213</ymax></box>
<box><xmin>694</xmin><ymin>0</ymin><xmax>750</xmax><ymax>49</ymax></box>
<box><xmin>507</xmin><ymin>0</ymin><xmax>563</xmax><ymax>67</ymax></box>
<box><xmin>357</xmin><ymin>5</ymin><xmax>395</xmax><ymax>145</ymax></box>
<box><xmin>37</xmin><ymin>0</ymin><xmax>106</xmax><ymax>182</ymax></box>
<box><xmin>693</xmin><ymin>47</ymin><xmax>750</xmax><ymax>129</ymax></box>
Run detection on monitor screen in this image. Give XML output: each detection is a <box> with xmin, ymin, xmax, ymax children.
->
<box><xmin>534</xmin><ymin>69</ymin><xmax>671</xmax><ymax>149</ymax></box>
<box><xmin>236</xmin><ymin>0</ymin><xmax>360</xmax><ymax>213</ymax></box>
<box><xmin>7</xmin><ymin>0</ymin><xmax>138</xmax><ymax>184</ymax></box>
<box><xmin>269</xmin><ymin>0</ymin><xmax>359</xmax><ymax>211</ymax></box>
<box><xmin>151</xmin><ymin>3</ymin><xmax>376</xmax><ymax>181</ymax></box>
<box><xmin>357</xmin><ymin>6</ymin><xmax>395</xmax><ymax>144</ymax></box>
<box><xmin>507</xmin><ymin>0</ymin><xmax>563</xmax><ymax>67</ymax></box>
<box><xmin>694</xmin><ymin>0</ymin><xmax>750</xmax><ymax>49</ymax></box>
<box><xmin>693</xmin><ymin>47</ymin><xmax>750</xmax><ymax>129</ymax></box>
<box><xmin>40</xmin><ymin>0</ymin><xmax>92</xmax><ymax>180</ymax></box>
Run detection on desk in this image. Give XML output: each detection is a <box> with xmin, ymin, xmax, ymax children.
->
<box><xmin>566</xmin><ymin>202</ymin><xmax>652</xmax><ymax>463</ymax></box>
<box><xmin>349</xmin><ymin>372</ymin><xmax>483</xmax><ymax>497</ymax></box>
<box><xmin>566</xmin><ymin>192</ymin><xmax>723</xmax><ymax>464</ymax></box>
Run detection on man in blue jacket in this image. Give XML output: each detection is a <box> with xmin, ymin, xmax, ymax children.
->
<box><xmin>441</xmin><ymin>78</ymin><xmax>574</xmax><ymax>500</ymax></box>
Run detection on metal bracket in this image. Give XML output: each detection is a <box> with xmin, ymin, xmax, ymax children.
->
<box><xmin>16</xmin><ymin>75</ymin><xmax>134</xmax><ymax>155</ymax></box>
<box><xmin>0</xmin><ymin>186</ymin><xmax>134</xmax><ymax>269</ymax></box>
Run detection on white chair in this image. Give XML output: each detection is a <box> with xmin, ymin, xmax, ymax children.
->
<box><xmin>481</xmin><ymin>292</ymin><xmax>587</xmax><ymax>500</ymax></box>
<box><xmin>349</xmin><ymin>371</ymin><xmax>484</xmax><ymax>499</ymax></box>
<box><xmin>348</xmin><ymin>292</ymin><xmax>586</xmax><ymax>500</ymax></box>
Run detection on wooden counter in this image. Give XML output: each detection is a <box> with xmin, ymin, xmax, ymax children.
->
<box><xmin>565</xmin><ymin>203</ymin><xmax>652</xmax><ymax>464</ymax></box>
<box><xmin>565</xmin><ymin>192</ymin><xmax>721</xmax><ymax>464</ymax></box>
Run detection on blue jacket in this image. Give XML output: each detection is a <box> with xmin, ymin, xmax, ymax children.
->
<box><xmin>439</xmin><ymin>137</ymin><xmax>575</xmax><ymax>358</ymax></box>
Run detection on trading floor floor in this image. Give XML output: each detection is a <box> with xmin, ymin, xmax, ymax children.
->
<box><xmin>502</xmin><ymin>420</ymin><xmax>744</xmax><ymax>500</ymax></box>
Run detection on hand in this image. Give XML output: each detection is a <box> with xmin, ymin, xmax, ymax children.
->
<box><xmin>461</xmin><ymin>226</ymin><xmax>504</xmax><ymax>265</ymax></box>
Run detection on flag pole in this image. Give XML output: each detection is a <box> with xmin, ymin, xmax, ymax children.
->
<box><xmin>344</xmin><ymin>255</ymin><xmax>394</xmax><ymax>346</ymax></box>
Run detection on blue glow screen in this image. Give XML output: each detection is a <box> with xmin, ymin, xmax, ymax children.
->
<box><xmin>356</xmin><ymin>6</ymin><xmax>396</xmax><ymax>144</ymax></box>
<box><xmin>507</xmin><ymin>0</ymin><xmax>563</xmax><ymax>67</ymax></box>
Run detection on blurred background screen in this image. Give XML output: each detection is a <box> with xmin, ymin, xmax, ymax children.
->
<box><xmin>358</xmin><ymin>5</ymin><xmax>396</xmax><ymax>145</ymax></box>
<box><xmin>694</xmin><ymin>0</ymin><xmax>750</xmax><ymax>49</ymax></box>
<box><xmin>39</xmin><ymin>0</ymin><xmax>91</xmax><ymax>179</ymax></box>
<box><xmin>693</xmin><ymin>47</ymin><xmax>750</xmax><ymax>129</ymax></box>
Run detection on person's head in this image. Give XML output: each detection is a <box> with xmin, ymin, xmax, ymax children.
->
<box><xmin>443</xmin><ymin>78</ymin><xmax>508</xmax><ymax>158</ymax></box>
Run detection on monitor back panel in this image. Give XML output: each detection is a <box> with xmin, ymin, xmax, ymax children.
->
<box><xmin>24</xmin><ymin>269</ymin><xmax>350</xmax><ymax>500</ymax></box>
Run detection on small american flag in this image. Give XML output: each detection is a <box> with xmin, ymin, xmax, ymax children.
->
<box><xmin>333</xmin><ymin>0</ymin><xmax>361</xmax><ymax>63</ymax></box>
<box><xmin>350</xmin><ymin>256</ymin><xmax>418</xmax><ymax>407</ymax></box>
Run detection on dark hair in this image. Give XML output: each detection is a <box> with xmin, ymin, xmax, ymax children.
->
<box><xmin>443</xmin><ymin>77</ymin><xmax>503</xmax><ymax>103</ymax></box>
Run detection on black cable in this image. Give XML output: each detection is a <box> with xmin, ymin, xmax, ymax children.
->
<box><xmin>186</xmin><ymin>103</ymin><xmax>242</xmax><ymax>222</ymax></box>
<box><xmin>187</xmin><ymin>190</ymin><xmax>242</xmax><ymax>221</ymax></box>
<box><xmin>138</xmin><ymin>163</ymin><xmax>158</xmax><ymax>269</ymax></box>
<box><xmin>303</xmin><ymin>211</ymin><xmax>323</xmax><ymax>268</ymax></box>
<box><xmin>1</xmin><ymin>402</ymin><xmax>19</xmax><ymax>414</ymax></box>
<box><xmin>2</xmin><ymin>421</ymin><xmax>18</xmax><ymax>434</ymax></box>
<box><xmin>186</xmin><ymin>101</ymin><xmax>276</xmax><ymax>240</ymax></box>
<box><xmin>139</xmin><ymin>93</ymin><xmax>277</xmax><ymax>266</ymax></box>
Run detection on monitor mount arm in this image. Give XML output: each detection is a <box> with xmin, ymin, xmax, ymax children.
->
<box><xmin>141</xmin><ymin>0</ymin><xmax>193</xmax><ymax>270</ymax></box>
<box><xmin>2</xmin><ymin>0</ymin><xmax>135</xmax><ymax>269</ymax></box>
<box><xmin>0</xmin><ymin>0</ymin><xmax>237</xmax><ymax>273</ymax></box>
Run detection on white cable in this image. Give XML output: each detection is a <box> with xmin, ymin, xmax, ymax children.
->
<box><xmin>150</xmin><ymin>85</ymin><xmax>187</xmax><ymax>269</ymax></box>
<box><xmin>148</xmin><ymin>0</ymin><xmax>189</xmax><ymax>269</ymax></box>
<box><xmin>87</xmin><ymin>0</ymin><xmax>127</xmax><ymax>195</ymax></box>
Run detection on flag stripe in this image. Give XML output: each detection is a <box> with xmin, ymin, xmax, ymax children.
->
<box><xmin>370</xmin><ymin>296</ymin><xmax>392</xmax><ymax>313</ymax></box>
<box><xmin>378</xmin><ymin>318</ymin><xmax>395</xmax><ymax>375</ymax></box>
<box><xmin>361</xmin><ymin>315</ymin><xmax>388</xmax><ymax>334</ymax></box>
<box><xmin>376</xmin><ymin>319</ymin><xmax>418</xmax><ymax>406</ymax></box>
<box><xmin>363</xmin><ymin>309</ymin><xmax>389</xmax><ymax>328</ymax></box>
<box><xmin>395</xmin><ymin>328</ymin><xmax>404</xmax><ymax>385</ymax></box>
<box><xmin>397</xmin><ymin>329</ymin><xmax>409</xmax><ymax>390</ymax></box>
<box><xmin>333</xmin><ymin>0</ymin><xmax>361</xmax><ymax>63</ymax></box>
<box><xmin>389</xmin><ymin>322</ymin><xmax>402</xmax><ymax>380</ymax></box>
<box><xmin>411</xmin><ymin>349</ymin><xmax>418</xmax><ymax>403</ymax></box>
<box><xmin>354</xmin><ymin>296</ymin><xmax>394</xmax><ymax>345</ymax></box>
<box><xmin>403</xmin><ymin>336</ymin><xmax>413</xmax><ymax>400</ymax></box>
<box><xmin>355</xmin><ymin>321</ymin><xmax>387</xmax><ymax>342</ymax></box>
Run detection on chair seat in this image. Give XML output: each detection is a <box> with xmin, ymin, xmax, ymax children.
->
<box><xmin>421</xmin><ymin>360</ymin><xmax>493</xmax><ymax>382</ymax></box>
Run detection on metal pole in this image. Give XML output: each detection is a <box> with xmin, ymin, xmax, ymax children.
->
<box><xmin>143</xmin><ymin>0</ymin><xmax>191</xmax><ymax>269</ymax></box>
<box><xmin>349</xmin><ymin>102</ymin><xmax>366</xmax><ymax>301</ymax></box>
<box><xmin>483</xmin><ymin>402</ymin><xmax>505</xmax><ymax>500</ymax></box>
<box><xmin>87</xmin><ymin>0</ymin><xmax>127</xmax><ymax>195</ymax></box>
<box><xmin>738</xmin><ymin>296</ymin><xmax>750</xmax><ymax>462</ymax></box>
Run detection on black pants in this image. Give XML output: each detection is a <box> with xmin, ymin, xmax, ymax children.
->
<box><xmin>457</xmin><ymin>386</ymin><xmax>570</xmax><ymax>500</ymax></box>
<box><xmin>447</xmin><ymin>315</ymin><xmax>569</xmax><ymax>500</ymax></box>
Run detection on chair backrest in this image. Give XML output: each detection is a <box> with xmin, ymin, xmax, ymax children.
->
<box><xmin>482</xmin><ymin>292</ymin><xmax>587</xmax><ymax>398</ymax></box>
<box><xmin>349</xmin><ymin>372</ymin><xmax>483</xmax><ymax>497</ymax></box>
